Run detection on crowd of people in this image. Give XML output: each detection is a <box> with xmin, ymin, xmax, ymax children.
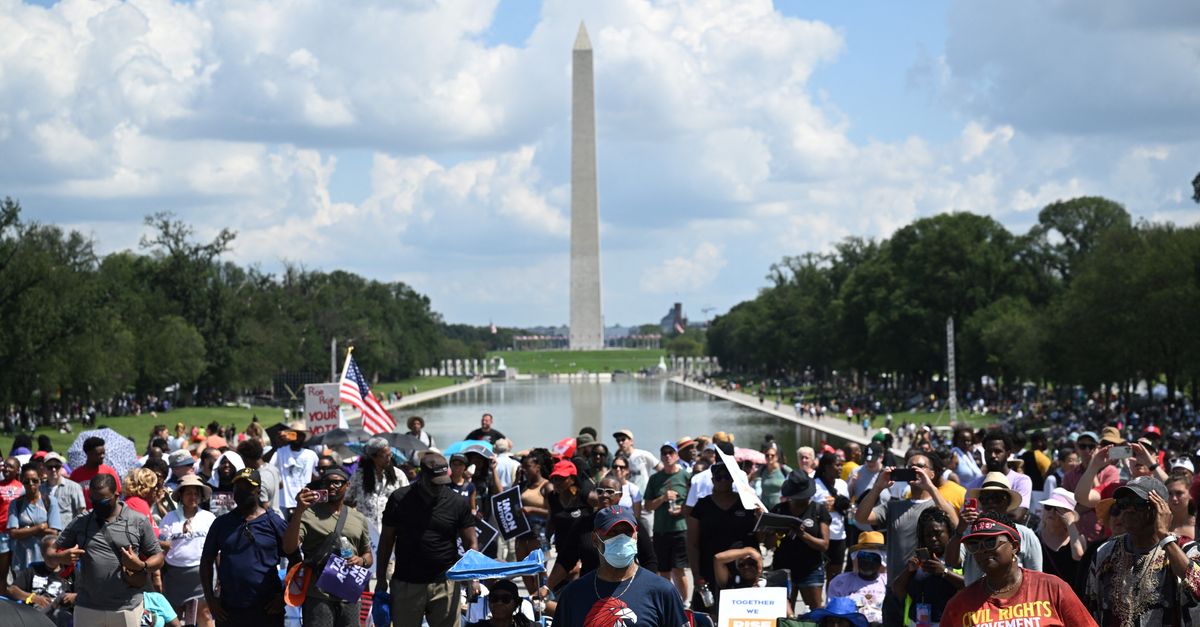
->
<box><xmin>1</xmin><ymin>402</ymin><xmax>1199</xmax><ymax>627</ymax></box>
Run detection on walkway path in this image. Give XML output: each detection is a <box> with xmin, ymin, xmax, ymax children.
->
<box><xmin>671</xmin><ymin>376</ymin><xmax>906</xmax><ymax>454</ymax></box>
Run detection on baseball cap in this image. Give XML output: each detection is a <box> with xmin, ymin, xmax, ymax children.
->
<box><xmin>168</xmin><ymin>450</ymin><xmax>194</xmax><ymax>468</ymax></box>
<box><xmin>320</xmin><ymin>467</ymin><xmax>350</xmax><ymax>482</ymax></box>
<box><xmin>1144</xmin><ymin>425</ymin><xmax>1163</xmax><ymax>438</ymax></box>
<box><xmin>550</xmin><ymin>460</ymin><xmax>578</xmax><ymax>479</ymax></box>
<box><xmin>420</xmin><ymin>453</ymin><xmax>452</xmax><ymax>485</ymax></box>
<box><xmin>1114</xmin><ymin>475</ymin><xmax>1167</xmax><ymax>503</ymax></box>
<box><xmin>659</xmin><ymin>441</ymin><xmax>678</xmax><ymax>453</ymax></box>
<box><xmin>232</xmin><ymin>468</ymin><xmax>261</xmax><ymax>487</ymax></box>
<box><xmin>42</xmin><ymin>452</ymin><xmax>66</xmax><ymax>465</ymax></box>
<box><xmin>594</xmin><ymin>505</ymin><xmax>637</xmax><ymax>534</ymax></box>
<box><xmin>1076</xmin><ymin>431</ymin><xmax>1100</xmax><ymax>444</ymax></box>
<box><xmin>864</xmin><ymin>443</ymin><xmax>885</xmax><ymax>462</ymax></box>
<box><xmin>962</xmin><ymin>517</ymin><xmax>1020</xmax><ymax>546</ymax></box>
<box><xmin>612</xmin><ymin>429</ymin><xmax>634</xmax><ymax>441</ymax></box>
<box><xmin>1170</xmin><ymin>456</ymin><xmax>1194</xmax><ymax>473</ymax></box>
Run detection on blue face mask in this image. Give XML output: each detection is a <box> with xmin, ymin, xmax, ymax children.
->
<box><xmin>600</xmin><ymin>534</ymin><xmax>637</xmax><ymax>568</ymax></box>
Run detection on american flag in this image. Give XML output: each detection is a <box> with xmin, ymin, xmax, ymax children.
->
<box><xmin>339</xmin><ymin>354</ymin><xmax>395</xmax><ymax>434</ymax></box>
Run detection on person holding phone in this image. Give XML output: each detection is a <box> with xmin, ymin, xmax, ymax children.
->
<box><xmin>855</xmin><ymin>452</ymin><xmax>960</xmax><ymax>625</ymax></box>
<box><xmin>891</xmin><ymin>508</ymin><xmax>964</xmax><ymax>626</ymax></box>
<box><xmin>947</xmin><ymin>472</ymin><xmax>1043</xmax><ymax>585</ymax></box>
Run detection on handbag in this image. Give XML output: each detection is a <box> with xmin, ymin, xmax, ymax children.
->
<box><xmin>285</xmin><ymin>505</ymin><xmax>350</xmax><ymax>606</ymax></box>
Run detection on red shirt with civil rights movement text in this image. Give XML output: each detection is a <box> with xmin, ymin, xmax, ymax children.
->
<box><xmin>941</xmin><ymin>569</ymin><xmax>1096</xmax><ymax>627</ymax></box>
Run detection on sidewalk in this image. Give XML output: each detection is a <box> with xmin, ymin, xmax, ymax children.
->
<box><xmin>671</xmin><ymin>377</ymin><xmax>906</xmax><ymax>454</ymax></box>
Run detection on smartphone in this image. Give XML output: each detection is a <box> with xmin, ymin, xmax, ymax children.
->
<box><xmin>964</xmin><ymin>497</ymin><xmax>979</xmax><ymax>511</ymax></box>
<box><xmin>313</xmin><ymin>489</ymin><xmax>329</xmax><ymax>503</ymax></box>
<box><xmin>1109</xmin><ymin>445</ymin><xmax>1132</xmax><ymax>460</ymax></box>
<box><xmin>915</xmin><ymin>547</ymin><xmax>931</xmax><ymax>561</ymax></box>
<box><xmin>891</xmin><ymin>468</ymin><xmax>917</xmax><ymax>482</ymax></box>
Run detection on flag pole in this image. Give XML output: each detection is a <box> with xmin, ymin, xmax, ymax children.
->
<box><xmin>337</xmin><ymin>347</ymin><xmax>355</xmax><ymax>429</ymax></box>
<box><xmin>338</xmin><ymin>346</ymin><xmax>355</xmax><ymax>382</ymax></box>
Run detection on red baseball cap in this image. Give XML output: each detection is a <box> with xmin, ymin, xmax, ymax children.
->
<box><xmin>550</xmin><ymin>460</ymin><xmax>577</xmax><ymax>479</ymax></box>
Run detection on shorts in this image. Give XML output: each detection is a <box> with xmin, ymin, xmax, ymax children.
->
<box><xmin>825</xmin><ymin>539</ymin><xmax>847</xmax><ymax>571</ymax></box>
<box><xmin>653</xmin><ymin>531</ymin><xmax>688</xmax><ymax>571</ymax></box>
<box><xmin>791</xmin><ymin>564</ymin><xmax>825</xmax><ymax>588</ymax></box>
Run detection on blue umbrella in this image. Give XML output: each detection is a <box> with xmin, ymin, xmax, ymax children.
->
<box><xmin>67</xmin><ymin>428</ymin><xmax>139</xmax><ymax>479</ymax></box>
<box><xmin>446</xmin><ymin>549</ymin><xmax>545</xmax><ymax>581</ymax></box>
<box><xmin>443</xmin><ymin>440</ymin><xmax>494</xmax><ymax>456</ymax></box>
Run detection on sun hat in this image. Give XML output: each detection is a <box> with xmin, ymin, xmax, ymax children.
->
<box><xmin>1038</xmin><ymin>488</ymin><xmax>1077</xmax><ymax>511</ymax></box>
<box><xmin>780</xmin><ymin>470</ymin><xmax>815</xmax><ymax>500</ymax></box>
<box><xmin>800</xmin><ymin>597</ymin><xmax>868</xmax><ymax>627</ymax></box>
<box><xmin>676</xmin><ymin>437</ymin><xmax>696</xmax><ymax>451</ymax></box>
<box><xmin>172</xmin><ymin>474</ymin><xmax>213</xmax><ymax>503</ymax></box>
<box><xmin>575</xmin><ymin>433</ymin><xmax>597</xmax><ymax>451</ymax></box>
<box><xmin>1100</xmin><ymin>426</ymin><xmax>1125</xmax><ymax>445</ymax></box>
<box><xmin>406</xmin><ymin>416</ymin><xmax>425</xmax><ymax>430</ymax></box>
<box><xmin>849</xmin><ymin>531</ymin><xmax>885</xmax><ymax>553</ymax></box>
<box><xmin>966</xmin><ymin>472</ymin><xmax>1022</xmax><ymax>513</ymax></box>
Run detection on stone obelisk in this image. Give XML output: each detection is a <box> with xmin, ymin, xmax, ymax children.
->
<box><xmin>569</xmin><ymin>22</ymin><xmax>604</xmax><ymax>350</ymax></box>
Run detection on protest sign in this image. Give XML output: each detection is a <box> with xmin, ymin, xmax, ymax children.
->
<box><xmin>491</xmin><ymin>486</ymin><xmax>532</xmax><ymax>540</ymax></box>
<box><xmin>304</xmin><ymin>383</ymin><xmax>341</xmax><ymax>435</ymax></box>
<box><xmin>714</xmin><ymin>446</ymin><xmax>766</xmax><ymax>511</ymax></box>
<box><xmin>716</xmin><ymin>587</ymin><xmax>788</xmax><ymax>627</ymax></box>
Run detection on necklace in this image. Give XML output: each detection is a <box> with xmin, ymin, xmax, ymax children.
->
<box><xmin>594</xmin><ymin>567</ymin><xmax>637</xmax><ymax>601</ymax></box>
<box><xmin>984</xmin><ymin>567</ymin><xmax>1023</xmax><ymax>597</ymax></box>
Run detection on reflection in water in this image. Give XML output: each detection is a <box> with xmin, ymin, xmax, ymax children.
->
<box><xmin>394</xmin><ymin>379</ymin><xmax>849</xmax><ymax>466</ymax></box>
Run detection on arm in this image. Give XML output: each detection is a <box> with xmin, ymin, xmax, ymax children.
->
<box><xmin>796</xmin><ymin>521</ymin><xmax>830</xmax><ymax>552</ymax></box>
<box><xmin>686</xmin><ymin>514</ymin><xmax>704</xmax><ymax>587</ymax></box>
<box><xmin>374</xmin><ymin>526</ymin><xmax>396</xmax><ymax>594</ymax></box>
<box><xmin>458</xmin><ymin>525</ymin><xmax>478</xmax><ymax>553</ymax></box>
<box><xmin>890</xmin><ymin>556</ymin><xmax>918</xmax><ymax>599</ymax></box>
<box><xmin>8</xmin><ymin>504</ymin><xmax>46</xmax><ymax>540</ymax></box>
<box><xmin>282</xmin><ymin>488</ymin><xmax>316</xmax><ymax>555</ymax></box>
<box><xmin>914</xmin><ymin>469</ymin><xmax>959</xmax><ymax>529</ymax></box>
<box><xmin>854</xmin><ymin>468</ymin><xmax>892</xmax><ymax>527</ymax></box>
<box><xmin>1132</xmin><ymin>443</ymin><xmax>1169</xmax><ymax>483</ymax></box>
<box><xmin>1073</xmin><ymin>447</ymin><xmax>1110</xmax><ymax>509</ymax></box>
<box><xmin>713</xmin><ymin>547</ymin><xmax>760</xmax><ymax>589</ymax></box>
<box><xmin>1151</xmin><ymin>491</ymin><xmax>1200</xmax><ymax>593</ymax></box>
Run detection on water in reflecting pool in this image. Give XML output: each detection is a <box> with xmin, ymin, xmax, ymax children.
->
<box><xmin>394</xmin><ymin>378</ymin><xmax>849</xmax><ymax>460</ymax></box>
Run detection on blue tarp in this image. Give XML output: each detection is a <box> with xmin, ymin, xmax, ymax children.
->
<box><xmin>446</xmin><ymin>549</ymin><xmax>546</xmax><ymax>581</ymax></box>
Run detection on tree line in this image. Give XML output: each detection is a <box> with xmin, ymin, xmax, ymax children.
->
<box><xmin>0</xmin><ymin>200</ymin><xmax>448</xmax><ymax>410</ymax></box>
<box><xmin>706</xmin><ymin>196</ymin><xmax>1200</xmax><ymax>404</ymax></box>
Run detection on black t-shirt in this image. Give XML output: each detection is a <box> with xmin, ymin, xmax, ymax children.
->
<box><xmin>769</xmin><ymin>500</ymin><xmax>832</xmax><ymax>574</ymax></box>
<box><xmin>465</xmin><ymin>428</ymin><xmax>506</xmax><ymax>445</ymax></box>
<box><xmin>548</xmin><ymin>493</ymin><xmax>595</xmax><ymax>578</ymax></box>
<box><xmin>688</xmin><ymin>496</ymin><xmax>759</xmax><ymax>584</ymax></box>
<box><xmin>13</xmin><ymin>562</ymin><xmax>72</xmax><ymax>599</ymax></box>
<box><xmin>1041</xmin><ymin>537</ymin><xmax>1080</xmax><ymax>588</ymax></box>
<box><xmin>382</xmin><ymin>484</ymin><xmax>475</xmax><ymax>583</ymax></box>
<box><xmin>905</xmin><ymin>571</ymin><xmax>958</xmax><ymax>623</ymax></box>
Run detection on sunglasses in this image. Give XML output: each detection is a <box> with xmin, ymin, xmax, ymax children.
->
<box><xmin>22</xmin><ymin>478</ymin><xmax>39</xmax><ymax>485</ymax></box>
<box><xmin>612</xmin><ymin>464</ymin><xmax>628</xmax><ymax>470</ymax></box>
<box><xmin>326</xmin><ymin>480</ymin><xmax>347</xmax><ymax>489</ymax></box>
<box><xmin>963</xmin><ymin>536</ymin><xmax>1008</xmax><ymax>553</ymax></box>
<box><xmin>1077</xmin><ymin>443</ymin><xmax>1097</xmax><ymax>451</ymax></box>
<box><xmin>490</xmin><ymin>594</ymin><xmax>515</xmax><ymax>604</ymax></box>
<box><xmin>596</xmin><ymin>488</ymin><xmax>620</xmax><ymax>497</ymax></box>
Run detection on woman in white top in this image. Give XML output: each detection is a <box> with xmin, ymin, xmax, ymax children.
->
<box><xmin>813</xmin><ymin>452</ymin><xmax>852</xmax><ymax>582</ymax></box>
<box><xmin>347</xmin><ymin>436</ymin><xmax>408</xmax><ymax>576</ymax></box>
<box><xmin>608</xmin><ymin>454</ymin><xmax>643</xmax><ymax>518</ymax></box>
<box><xmin>158</xmin><ymin>475</ymin><xmax>216</xmax><ymax>627</ymax></box>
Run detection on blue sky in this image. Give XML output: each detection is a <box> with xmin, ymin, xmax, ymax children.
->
<box><xmin>3</xmin><ymin>0</ymin><xmax>1198</xmax><ymax>328</ymax></box>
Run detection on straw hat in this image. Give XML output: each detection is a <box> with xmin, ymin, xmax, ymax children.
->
<box><xmin>966</xmin><ymin>472</ymin><xmax>1022</xmax><ymax>512</ymax></box>
<box><xmin>172</xmin><ymin>474</ymin><xmax>213</xmax><ymax>503</ymax></box>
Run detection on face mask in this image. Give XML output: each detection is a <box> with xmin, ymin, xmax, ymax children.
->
<box><xmin>92</xmin><ymin>498</ymin><xmax>114</xmax><ymax>519</ymax></box>
<box><xmin>233</xmin><ymin>489</ymin><xmax>257</xmax><ymax>510</ymax></box>
<box><xmin>600</xmin><ymin>534</ymin><xmax>637</xmax><ymax>568</ymax></box>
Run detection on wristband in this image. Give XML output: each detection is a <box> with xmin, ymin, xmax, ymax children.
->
<box><xmin>24</xmin><ymin>594</ymin><xmax>34</xmax><ymax>604</ymax></box>
<box><xmin>1158</xmin><ymin>534</ymin><xmax>1179</xmax><ymax>548</ymax></box>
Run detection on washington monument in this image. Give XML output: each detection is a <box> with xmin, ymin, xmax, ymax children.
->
<box><xmin>569</xmin><ymin>22</ymin><xmax>604</xmax><ymax>350</ymax></box>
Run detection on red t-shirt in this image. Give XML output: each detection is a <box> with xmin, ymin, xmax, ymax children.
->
<box><xmin>0</xmin><ymin>478</ymin><xmax>25</xmax><ymax>532</ymax></box>
<box><xmin>124</xmin><ymin>496</ymin><xmax>158</xmax><ymax>537</ymax></box>
<box><xmin>69</xmin><ymin>464</ymin><xmax>123</xmax><ymax>504</ymax></box>
<box><xmin>941</xmin><ymin>570</ymin><xmax>1097</xmax><ymax>627</ymax></box>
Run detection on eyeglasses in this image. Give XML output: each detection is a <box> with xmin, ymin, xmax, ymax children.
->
<box><xmin>963</xmin><ymin>536</ymin><xmax>1007</xmax><ymax>553</ymax></box>
<box><xmin>596</xmin><ymin>488</ymin><xmax>620</xmax><ymax>497</ymax></box>
<box><xmin>490</xmin><ymin>594</ymin><xmax>515</xmax><ymax>604</ymax></box>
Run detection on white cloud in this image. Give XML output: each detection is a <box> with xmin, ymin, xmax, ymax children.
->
<box><xmin>960</xmin><ymin>121</ymin><xmax>1014</xmax><ymax>162</ymax></box>
<box><xmin>640</xmin><ymin>242</ymin><xmax>727</xmax><ymax>294</ymax></box>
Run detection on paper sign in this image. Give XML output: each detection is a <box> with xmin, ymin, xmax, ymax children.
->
<box><xmin>714</xmin><ymin>446</ymin><xmax>766</xmax><ymax>512</ymax></box>
<box><xmin>304</xmin><ymin>383</ymin><xmax>341</xmax><ymax>436</ymax></box>
<box><xmin>491</xmin><ymin>486</ymin><xmax>532</xmax><ymax>540</ymax></box>
<box><xmin>717</xmin><ymin>586</ymin><xmax>788</xmax><ymax>627</ymax></box>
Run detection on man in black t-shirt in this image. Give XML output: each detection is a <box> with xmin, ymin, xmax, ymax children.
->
<box><xmin>7</xmin><ymin>538</ymin><xmax>75</xmax><ymax>627</ymax></box>
<box><xmin>376</xmin><ymin>452</ymin><xmax>477</xmax><ymax>627</ymax></box>
<box><xmin>465</xmin><ymin>412</ymin><xmax>506</xmax><ymax>445</ymax></box>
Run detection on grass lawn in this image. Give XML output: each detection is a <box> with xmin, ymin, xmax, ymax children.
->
<box><xmin>487</xmin><ymin>348</ymin><xmax>666</xmax><ymax>375</ymax></box>
<box><xmin>5</xmin><ymin>376</ymin><xmax>457</xmax><ymax>456</ymax></box>
<box><xmin>888</xmin><ymin>409</ymin><xmax>1001</xmax><ymax>430</ymax></box>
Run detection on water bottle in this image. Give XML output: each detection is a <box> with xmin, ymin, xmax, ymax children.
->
<box><xmin>337</xmin><ymin>537</ymin><xmax>354</xmax><ymax>560</ymax></box>
<box><xmin>698</xmin><ymin>583</ymin><xmax>714</xmax><ymax>608</ymax></box>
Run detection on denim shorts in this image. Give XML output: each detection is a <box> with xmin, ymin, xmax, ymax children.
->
<box><xmin>792</xmin><ymin>564</ymin><xmax>824</xmax><ymax>588</ymax></box>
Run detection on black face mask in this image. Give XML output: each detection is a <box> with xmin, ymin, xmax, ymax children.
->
<box><xmin>92</xmin><ymin>498</ymin><xmax>114</xmax><ymax>519</ymax></box>
<box><xmin>233</xmin><ymin>488</ymin><xmax>258</xmax><ymax>510</ymax></box>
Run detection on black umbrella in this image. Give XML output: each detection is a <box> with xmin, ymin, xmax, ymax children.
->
<box><xmin>377</xmin><ymin>433</ymin><xmax>429</xmax><ymax>458</ymax></box>
<box><xmin>307</xmin><ymin>427</ymin><xmax>371</xmax><ymax>448</ymax></box>
<box><xmin>0</xmin><ymin>601</ymin><xmax>55</xmax><ymax>627</ymax></box>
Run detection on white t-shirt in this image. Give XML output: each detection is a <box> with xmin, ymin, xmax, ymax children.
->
<box><xmin>685</xmin><ymin>468</ymin><xmax>739</xmax><ymax>507</ymax></box>
<box><xmin>619</xmin><ymin>482</ymin><xmax>643</xmax><ymax>510</ymax></box>
<box><xmin>813</xmin><ymin>476</ymin><xmax>851</xmax><ymax>540</ymax></box>
<box><xmin>158</xmin><ymin>508</ymin><xmax>216</xmax><ymax>567</ymax></box>
<box><xmin>273</xmin><ymin>446</ymin><xmax>318</xmax><ymax>508</ymax></box>
<box><xmin>623</xmin><ymin>448</ymin><xmax>661</xmax><ymax>492</ymax></box>
<box><xmin>495</xmin><ymin>454</ymin><xmax>521</xmax><ymax>491</ymax></box>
